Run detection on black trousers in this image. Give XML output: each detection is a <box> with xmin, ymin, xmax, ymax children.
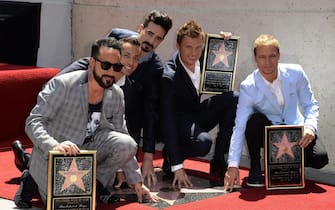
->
<box><xmin>181</xmin><ymin>91</ymin><xmax>238</xmax><ymax>161</ymax></box>
<box><xmin>245</xmin><ymin>113</ymin><xmax>329</xmax><ymax>169</ymax></box>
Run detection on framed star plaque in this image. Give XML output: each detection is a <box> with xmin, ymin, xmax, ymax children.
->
<box><xmin>199</xmin><ymin>33</ymin><xmax>239</xmax><ymax>94</ymax></box>
<box><xmin>47</xmin><ymin>150</ymin><xmax>96</xmax><ymax>210</ymax></box>
<box><xmin>265</xmin><ymin>125</ymin><xmax>304</xmax><ymax>190</ymax></box>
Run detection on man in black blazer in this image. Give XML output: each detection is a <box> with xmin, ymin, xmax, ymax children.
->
<box><xmin>61</xmin><ymin>10</ymin><xmax>173</xmax><ymax>186</ymax></box>
<box><xmin>160</xmin><ymin>20</ymin><xmax>238</xmax><ymax>188</ymax></box>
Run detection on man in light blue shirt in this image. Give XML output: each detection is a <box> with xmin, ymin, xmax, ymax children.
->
<box><xmin>224</xmin><ymin>34</ymin><xmax>328</xmax><ymax>189</ymax></box>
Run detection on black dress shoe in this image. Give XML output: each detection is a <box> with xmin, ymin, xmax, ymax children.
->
<box><xmin>246</xmin><ymin>175</ymin><xmax>265</xmax><ymax>187</ymax></box>
<box><xmin>246</xmin><ymin>162</ymin><xmax>265</xmax><ymax>187</ymax></box>
<box><xmin>11</xmin><ymin>140</ymin><xmax>30</xmax><ymax>172</ymax></box>
<box><xmin>96</xmin><ymin>180</ymin><xmax>120</xmax><ymax>204</ymax></box>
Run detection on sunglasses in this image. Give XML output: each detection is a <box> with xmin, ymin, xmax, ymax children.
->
<box><xmin>94</xmin><ymin>57</ymin><xmax>123</xmax><ymax>72</ymax></box>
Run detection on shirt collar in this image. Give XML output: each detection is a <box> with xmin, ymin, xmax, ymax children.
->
<box><xmin>116</xmin><ymin>75</ymin><xmax>126</xmax><ymax>86</ymax></box>
<box><xmin>262</xmin><ymin>68</ymin><xmax>281</xmax><ymax>85</ymax></box>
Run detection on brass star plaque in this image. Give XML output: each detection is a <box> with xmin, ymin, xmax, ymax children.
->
<box><xmin>265</xmin><ymin>125</ymin><xmax>304</xmax><ymax>190</ymax></box>
<box><xmin>47</xmin><ymin>150</ymin><xmax>96</xmax><ymax>210</ymax></box>
<box><xmin>200</xmin><ymin>33</ymin><xmax>239</xmax><ymax>94</ymax></box>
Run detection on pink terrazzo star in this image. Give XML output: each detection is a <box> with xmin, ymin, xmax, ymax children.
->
<box><xmin>58</xmin><ymin>159</ymin><xmax>90</xmax><ymax>192</ymax></box>
<box><xmin>211</xmin><ymin>42</ymin><xmax>232</xmax><ymax>67</ymax></box>
<box><xmin>273</xmin><ymin>132</ymin><xmax>297</xmax><ymax>159</ymax></box>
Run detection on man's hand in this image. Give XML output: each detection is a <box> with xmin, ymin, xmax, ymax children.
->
<box><xmin>224</xmin><ymin>167</ymin><xmax>240</xmax><ymax>192</ymax></box>
<box><xmin>172</xmin><ymin>168</ymin><xmax>193</xmax><ymax>188</ymax></box>
<box><xmin>220</xmin><ymin>31</ymin><xmax>233</xmax><ymax>40</ymax></box>
<box><xmin>141</xmin><ymin>152</ymin><xmax>157</xmax><ymax>187</ymax></box>
<box><xmin>299</xmin><ymin>127</ymin><xmax>315</xmax><ymax>148</ymax></box>
<box><xmin>133</xmin><ymin>182</ymin><xmax>158</xmax><ymax>203</ymax></box>
<box><xmin>52</xmin><ymin>140</ymin><xmax>80</xmax><ymax>156</ymax></box>
<box><xmin>114</xmin><ymin>171</ymin><xmax>130</xmax><ymax>188</ymax></box>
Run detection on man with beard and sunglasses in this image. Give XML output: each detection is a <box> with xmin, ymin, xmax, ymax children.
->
<box><xmin>13</xmin><ymin>37</ymin><xmax>156</xmax><ymax>208</ymax></box>
<box><xmin>59</xmin><ymin>10</ymin><xmax>173</xmax><ymax>187</ymax></box>
<box><xmin>12</xmin><ymin>36</ymin><xmax>142</xmax><ymax>201</ymax></box>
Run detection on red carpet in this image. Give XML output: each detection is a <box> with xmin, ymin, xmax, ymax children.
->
<box><xmin>1</xmin><ymin>144</ymin><xmax>335</xmax><ymax>210</ymax></box>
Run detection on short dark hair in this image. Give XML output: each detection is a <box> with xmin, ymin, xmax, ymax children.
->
<box><xmin>91</xmin><ymin>37</ymin><xmax>122</xmax><ymax>58</ymax></box>
<box><xmin>143</xmin><ymin>10</ymin><xmax>173</xmax><ymax>36</ymax></box>
<box><xmin>120</xmin><ymin>36</ymin><xmax>140</xmax><ymax>47</ymax></box>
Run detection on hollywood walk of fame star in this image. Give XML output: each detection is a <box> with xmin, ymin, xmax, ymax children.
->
<box><xmin>273</xmin><ymin>132</ymin><xmax>297</xmax><ymax>160</ymax></box>
<box><xmin>58</xmin><ymin>159</ymin><xmax>90</xmax><ymax>192</ymax></box>
<box><xmin>211</xmin><ymin>42</ymin><xmax>232</xmax><ymax>67</ymax></box>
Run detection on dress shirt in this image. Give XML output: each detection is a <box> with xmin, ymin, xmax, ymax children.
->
<box><xmin>116</xmin><ymin>75</ymin><xmax>126</xmax><ymax>87</ymax></box>
<box><xmin>262</xmin><ymin>70</ymin><xmax>284</xmax><ymax>109</ymax></box>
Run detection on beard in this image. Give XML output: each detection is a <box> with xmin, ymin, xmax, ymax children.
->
<box><xmin>141</xmin><ymin>41</ymin><xmax>154</xmax><ymax>53</ymax></box>
<box><xmin>93</xmin><ymin>67</ymin><xmax>115</xmax><ymax>89</ymax></box>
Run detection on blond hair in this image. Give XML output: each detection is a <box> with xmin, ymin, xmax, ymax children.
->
<box><xmin>253</xmin><ymin>34</ymin><xmax>280</xmax><ymax>55</ymax></box>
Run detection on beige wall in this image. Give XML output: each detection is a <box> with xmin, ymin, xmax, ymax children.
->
<box><xmin>72</xmin><ymin>0</ymin><xmax>335</xmax><ymax>167</ymax></box>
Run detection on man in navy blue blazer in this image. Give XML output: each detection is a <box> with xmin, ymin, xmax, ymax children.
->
<box><xmin>224</xmin><ymin>34</ymin><xmax>328</xmax><ymax>190</ymax></box>
<box><xmin>61</xmin><ymin>10</ymin><xmax>173</xmax><ymax>186</ymax></box>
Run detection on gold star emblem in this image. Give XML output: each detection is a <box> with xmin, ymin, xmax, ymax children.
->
<box><xmin>211</xmin><ymin>42</ymin><xmax>232</xmax><ymax>67</ymax></box>
<box><xmin>58</xmin><ymin>159</ymin><xmax>90</xmax><ymax>192</ymax></box>
<box><xmin>273</xmin><ymin>132</ymin><xmax>297</xmax><ymax>159</ymax></box>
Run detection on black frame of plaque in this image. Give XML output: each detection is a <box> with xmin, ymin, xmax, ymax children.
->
<box><xmin>47</xmin><ymin>150</ymin><xmax>96</xmax><ymax>210</ymax></box>
<box><xmin>199</xmin><ymin>33</ymin><xmax>239</xmax><ymax>94</ymax></box>
<box><xmin>265</xmin><ymin>125</ymin><xmax>304</xmax><ymax>190</ymax></box>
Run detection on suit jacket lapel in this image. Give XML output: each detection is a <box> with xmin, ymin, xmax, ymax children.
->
<box><xmin>79</xmin><ymin>74</ymin><xmax>89</xmax><ymax>119</ymax></box>
<box><xmin>279</xmin><ymin>66</ymin><xmax>291</xmax><ymax>114</ymax></box>
<box><xmin>176</xmin><ymin>54</ymin><xmax>199</xmax><ymax>99</ymax></box>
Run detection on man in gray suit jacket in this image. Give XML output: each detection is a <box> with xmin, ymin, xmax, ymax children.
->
<box><xmin>224</xmin><ymin>34</ymin><xmax>328</xmax><ymax>190</ymax></box>
<box><xmin>14</xmin><ymin>37</ymin><xmax>155</xmax><ymax>208</ymax></box>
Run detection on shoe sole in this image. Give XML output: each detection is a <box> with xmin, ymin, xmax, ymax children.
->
<box><xmin>246</xmin><ymin>182</ymin><xmax>265</xmax><ymax>187</ymax></box>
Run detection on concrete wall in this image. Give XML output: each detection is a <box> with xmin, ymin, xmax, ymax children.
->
<box><xmin>6</xmin><ymin>0</ymin><xmax>72</xmax><ymax>69</ymax></box>
<box><xmin>72</xmin><ymin>0</ymin><xmax>335</xmax><ymax>167</ymax></box>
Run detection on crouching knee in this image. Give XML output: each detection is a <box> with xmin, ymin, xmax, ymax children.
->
<box><xmin>310</xmin><ymin>153</ymin><xmax>329</xmax><ymax>169</ymax></box>
<box><xmin>118</xmin><ymin>134</ymin><xmax>138</xmax><ymax>159</ymax></box>
<box><xmin>192</xmin><ymin>132</ymin><xmax>213</xmax><ymax>157</ymax></box>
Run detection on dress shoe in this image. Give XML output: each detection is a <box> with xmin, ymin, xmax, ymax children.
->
<box><xmin>246</xmin><ymin>162</ymin><xmax>265</xmax><ymax>187</ymax></box>
<box><xmin>96</xmin><ymin>180</ymin><xmax>120</xmax><ymax>203</ymax></box>
<box><xmin>11</xmin><ymin>140</ymin><xmax>30</xmax><ymax>172</ymax></box>
<box><xmin>11</xmin><ymin>140</ymin><xmax>29</xmax><ymax>171</ymax></box>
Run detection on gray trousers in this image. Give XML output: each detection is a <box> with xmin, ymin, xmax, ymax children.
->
<box><xmin>82</xmin><ymin>128</ymin><xmax>142</xmax><ymax>191</ymax></box>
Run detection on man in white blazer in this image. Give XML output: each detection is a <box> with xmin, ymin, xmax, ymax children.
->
<box><xmin>15</xmin><ymin>37</ymin><xmax>154</xmax><ymax>208</ymax></box>
<box><xmin>224</xmin><ymin>34</ymin><xmax>328</xmax><ymax>189</ymax></box>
